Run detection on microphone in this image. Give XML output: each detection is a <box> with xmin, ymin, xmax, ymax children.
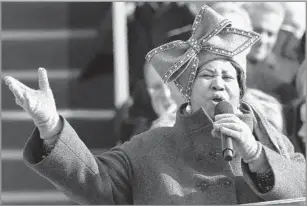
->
<box><xmin>214</xmin><ymin>101</ymin><xmax>234</xmax><ymax>161</ymax></box>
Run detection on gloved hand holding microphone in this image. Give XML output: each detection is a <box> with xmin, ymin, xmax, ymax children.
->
<box><xmin>211</xmin><ymin>101</ymin><xmax>268</xmax><ymax>173</ymax></box>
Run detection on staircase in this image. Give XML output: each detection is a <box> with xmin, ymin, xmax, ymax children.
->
<box><xmin>1</xmin><ymin>2</ymin><xmax>117</xmax><ymax>205</ymax></box>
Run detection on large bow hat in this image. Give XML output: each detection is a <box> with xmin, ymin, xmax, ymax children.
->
<box><xmin>145</xmin><ymin>5</ymin><xmax>261</xmax><ymax>101</ymax></box>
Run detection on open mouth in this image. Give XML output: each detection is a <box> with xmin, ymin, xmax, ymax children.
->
<box><xmin>212</xmin><ymin>96</ymin><xmax>225</xmax><ymax>103</ymax></box>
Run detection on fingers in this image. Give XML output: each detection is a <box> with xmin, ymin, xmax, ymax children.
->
<box><xmin>4</xmin><ymin>76</ymin><xmax>27</xmax><ymax>89</ymax></box>
<box><xmin>214</xmin><ymin>122</ymin><xmax>242</xmax><ymax>132</ymax></box>
<box><xmin>215</xmin><ymin>113</ymin><xmax>237</xmax><ymax>121</ymax></box>
<box><xmin>4</xmin><ymin>76</ymin><xmax>28</xmax><ymax>100</ymax></box>
<box><xmin>38</xmin><ymin>67</ymin><xmax>50</xmax><ymax>90</ymax></box>
<box><xmin>212</xmin><ymin>122</ymin><xmax>241</xmax><ymax>140</ymax></box>
<box><xmin>214</xmin><ymin>116</ymin><xmax>240</xmax><ymax>125</ymax></box>
<box><xmin>219</xmin><ymin>127</ymin><xmax>241</xmax><ymax>142</ymax></box>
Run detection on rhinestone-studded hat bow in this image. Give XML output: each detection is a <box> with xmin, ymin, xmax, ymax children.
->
<box><xmin>145</xmin><ymin>5</ymin><xmax>261</xmax><ymax>101</ymax></box>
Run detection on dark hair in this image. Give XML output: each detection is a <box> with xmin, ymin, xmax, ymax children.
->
<box><xmin>296</xmin><ymin>32</ymin><xmax>305</xmax><ymax>64</ymax></box>
<box><xmin>230</xmin><ymin>62</ymin><xmax>246</xmax><ymax>99</ymax></box>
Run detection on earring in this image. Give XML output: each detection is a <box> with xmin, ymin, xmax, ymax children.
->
<box><xmin>186</xmin><ymin>102</ymin><xmax>192</xmax><ymax>114</ymax></box>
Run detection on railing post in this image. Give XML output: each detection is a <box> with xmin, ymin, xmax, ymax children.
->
<box><xmin>112</xmin><ymin>2</ymin><xmax>129</xmax><ymax>108</ymax></box>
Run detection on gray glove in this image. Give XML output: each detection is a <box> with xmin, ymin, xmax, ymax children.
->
<box><xmin>4</xmin><ymin>67</ymin><xmax>61</xmax><ymax>139</ymax></box>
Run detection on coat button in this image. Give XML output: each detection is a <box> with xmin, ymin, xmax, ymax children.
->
<box><xmin>208</xmin><ymin>151</ymin><xmax>221</xmax><ymax>161</ymax></box>
<box><xmin>222</xmin><ymin>179</ymin><xmax>232</xmax><ymax>188</ymax></box>
<box><xmin>196</xmin><ymin>181</ymin><xmax>209</xmax><ymax>191</ymax></box>
<box><xmin>200</xmin><ymin>182</ymin><xmax>209</xmax><ymax>191</ymax></box>
<box><xmin>195</xmin><ymin>154</ymin><xmax>203</xmax><ymax>161</ymax></box>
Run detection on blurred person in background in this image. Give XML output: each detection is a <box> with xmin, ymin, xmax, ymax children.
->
<box><xmin>211</xmin><ymin>2</ymin><xmax>252</xmax><ymax>29</ymax></box>
<box><xmin>187</xmin><ymin>1</ymin><xmax>245</xmax><ymax>15</ymax></box>
<box><xmin>114</xmin><ymin>2</ymin><xmax>195</xmax><ymax>143</ymax></box>
<box><xmin>243</xmin><ymin>2</ymin><xmax>284</xmax><ymax>63</ymax></box>
<box><xmin>211</xmin><ymin>2</ymin><xmax>285</xmax><ymax>133</ymax></box>
<box><xmin>125</xmin><ymin>2</ymin><xmax>195</xmax><ymax>90</ymax></box>
<box><xmin>143</xmin><ymin>63</ymin><xmax>184</xmax><ymax>129</ymax></box>
<box><xmin>295</xmin><ymin>58</ymin><xmax>306</xmax><ymax>152</ymax></box>
<box><xmin>243</xmin><ymin>2</ymin><xmax>306</xmax><ymax>151</ymax></box>
<box><xmin>243</xmin><ymin>2</ymin><xmax>300</xmax><ymax>104</ymax></box>
<box><xmin>288</xmin><ymin>58</ymin><xmax>306</xmax><ymax>154</ymax></box>
<box><xmin>78</xmin><ymin>2</ymin><xmax>194</xmax><ymax>101</ymax></box>
<box><xmin>274</xmin><ymin>2</ymin><xmax>306</xmax><ymax>61</ymax></box>
<box><xmin>298</xmin><ymin>102</ymin><xmax>306</xmax><ymax>149</ymax></box>
<box><xmin>114</xmin><ymin>62</ymin><xmax>182</xmax><ymax>143</ymax></box>
<box><xmin>284</xmin><ymin>33</ymin><xmax>306</xmax><ymax>154</ymax></box>
<box><xmin>293</xmin><ymin>33</ymin><xmax>306</xmax><ymax>99</ymax></box>
<box><xmin>4</xmin><ymin>5</ymin><xmax>305</xmax><ymax>204</ymax></box>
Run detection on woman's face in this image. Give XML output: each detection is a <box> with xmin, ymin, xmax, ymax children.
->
<box><xmin>190</xmin><ymin>59</ymin><xmax>241</xmax><ymax>118</ymax></box>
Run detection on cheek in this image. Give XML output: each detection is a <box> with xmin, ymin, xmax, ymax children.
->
<box><xmin>190</xmin><ymin>80</ymin><xmax>210</xmax><ymax>107</ymax></box>
<box><xmin>191</xmin><ymin>80</ymin><xmax>210</xmax><ymax>98</ymax></box>
<box><xmin>227</xmin><ymin>82</ymin><xmax>241</xmax><ymax>105</ymax></box>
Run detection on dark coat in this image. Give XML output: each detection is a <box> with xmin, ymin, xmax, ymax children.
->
<box><xmin>23</xmin><ymin>102</ymin><xmax>305</xmax><ymax>205</ymax></box>
<box><xmin>127</xmin><ymin>3</ymin><xmax>194</xmax><ymax>89</ymax></box>
<box><xmin>246</xmin><ymin>53</ymin><xmax>300</xmax><ymax>104</ymax></box>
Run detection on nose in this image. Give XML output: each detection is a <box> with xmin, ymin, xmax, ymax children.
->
<box><xmin>211</xmin><ymin>76</ymin><xmax>225</xmax><ymax>91</ymax></box>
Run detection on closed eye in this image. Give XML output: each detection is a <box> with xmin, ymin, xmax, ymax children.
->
<box><xmin>223</xmin><ymin>75</ymin><xmax>235</xmax><ymax>80</ymax></box>
<box><xmin>199</xmin><ymin>74</ymin><xmax>213</xmax><ymax>78</ymax></box>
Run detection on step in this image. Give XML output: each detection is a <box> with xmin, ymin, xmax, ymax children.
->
<box><xmin>2</xmin><ymin>149</ymin><xmax>108</xmax><ymax>191</ymax></box>
<box><xmin>2</xmin><ymin>37</ymin><xmax>97</xmax><ymax>71</ymax></box>
<box><xmin>2</xmin><ymin>191</ymin><xmax>76</xmax><ymax>205</ymax></box>
<box><xmin>2</xmin><ymin>2</ymin><xmax>111</xmax><ymax>30</ymax></box>
<box><xmin>2</xmin><ymin>70</ymin><xmax>114</xmax><ymax>110</ymax></box>
<box><xmin>2</xmin><ymin>29</ymin><xmax>98</xmax><ymax>41</ymax></box>
<box><xmin>2</xmin><ymin>113</ymin><xmax>117</xmax><ymax>149</ymax></box>
<box><xmin>2</xmin><ymin>2</ymin><xmax>68</xmax><ymax>30</ymax></box>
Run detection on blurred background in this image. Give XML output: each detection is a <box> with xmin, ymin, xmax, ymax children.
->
<box><xmin>1</xmin><ymin>1</ymin><xmax>306</xmax><ymax>205</ymax></box>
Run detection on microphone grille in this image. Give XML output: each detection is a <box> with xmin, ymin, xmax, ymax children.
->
<box><xmin>214</xmin><ymin>101</ymin><xmax>234</xmax><ymax>115</ymax></box>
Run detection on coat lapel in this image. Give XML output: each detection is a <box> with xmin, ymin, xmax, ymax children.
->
<box><xmin>244</xmin><ymin>101</ymin><xmax>290</xmax><ymax>159</ymax></box>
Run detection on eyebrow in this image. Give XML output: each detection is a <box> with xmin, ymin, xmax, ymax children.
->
<box><xmin>200</xmin><ymin>67</ymin><xmax>234</xmax><ymax>75</ymax></box>
<box><xmin>200</xmin><ymin>68</ymin><xmax>215</xmax><ymax>73</ymax></box>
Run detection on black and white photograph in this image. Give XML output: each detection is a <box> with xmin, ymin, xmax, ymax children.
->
<box><xmin>1</xmin><ymin>1</ymin><xmax>306</xmax><ymax>205</ymax></box>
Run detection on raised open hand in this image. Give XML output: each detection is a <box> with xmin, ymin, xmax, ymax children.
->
<box><xmin>4</xmin><ymin>67</ymin><xmax>60</xmax><ymax>139</ymax></box>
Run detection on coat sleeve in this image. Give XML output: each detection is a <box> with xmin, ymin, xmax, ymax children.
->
<box><xmin>242</xmin><ymin>134</ymin><xmax>306</xmax><ymax>201</ymax></box>
<box><xmin>23</xmin><ymin>116</ymin><xmax>134</xmax><ymax>205</ymax></box>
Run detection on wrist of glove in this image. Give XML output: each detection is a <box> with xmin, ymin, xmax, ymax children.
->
<box><xmin>36</xmin><ymin>114</ymin><xmax>62</xmax><ymax>139</ymax></box>
<box><xmin>242</xmin><ymin>141</ymin><xmax>263</xmax><ymax>164</ymax></box>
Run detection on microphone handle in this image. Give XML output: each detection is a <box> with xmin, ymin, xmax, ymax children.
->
<box><xmin>221</xmin><ymin>134</ymin><xmax>234</xmax><ymax>161</ymax></box>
